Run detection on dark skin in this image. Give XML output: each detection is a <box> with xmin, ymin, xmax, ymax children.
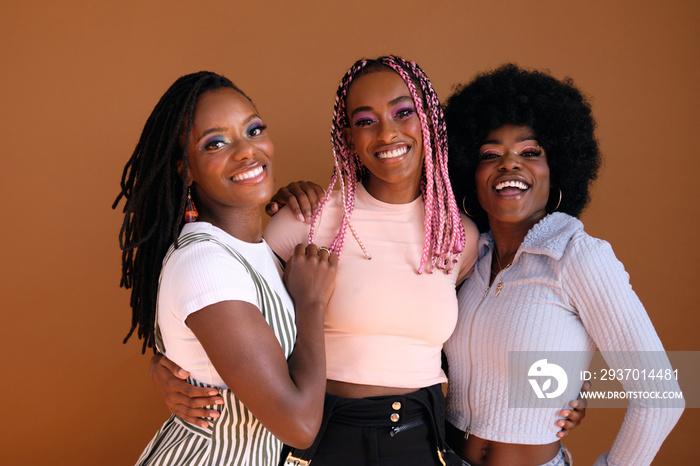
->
<box><xmin>270</xmin><ymin>181</ymin><xmax>590</xmax><ymax>434</ymax></box>
<box><xmin>151</xmin><ymin>181</ymin><xmax>334</xmax><ymax>423</ymax></box>
<box><xmin>154</xmin><ymin>243</ymin><xmax>337</xmax><ymax>447</ymax></box>
<box><xmin>154</xmin><ymin>88</ymin><xmax>339</xmax><ymax>448</ymax></box>
<box><xmin>153</xmin><ymin>176</ymin><xmax>588</xmax><ymax>441</ymax></box>
<box><xmin>318</xmin><ymin>70</ymin><xmax>427</xmax><ymax>398</ymax></box>
<box><xmin>151</xmin><ymin>71</ymin><xmax>433</xmax><ymax>421</ymax></box>
<box><xmin>446</xmin><ymin>124</ymin><xmax>576</xmax><ymax>465</ymax></box>
<box><xmin>265</xmin><ymin>180</ymin><xmax>326</xmax><ymax>223</ymax></box>
<box><xmin>151</xmin><ymin>82</ymin><xmax>588</xmax><ymax>450</ymax></box>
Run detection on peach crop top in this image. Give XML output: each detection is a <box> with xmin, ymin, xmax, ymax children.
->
<box><xmin>264</xmin><ymin>184</ymin><xmax>478</xmax><ymax>388</ymax></box>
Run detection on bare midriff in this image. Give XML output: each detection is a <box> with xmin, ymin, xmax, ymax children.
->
<box><xmin>446</xmin><ymin>422</ymin><xmax>560</xmax><ymax>466</ymax></box>
<box><xmin>326</xmin><ymin>379</ymin><xmax>419</xmax><ymax>398</ymax></box>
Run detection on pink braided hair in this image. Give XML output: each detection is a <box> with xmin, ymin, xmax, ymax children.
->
<box><xmin>308</xmin><ymin>56</ymin><xmax>465</xmax><ymax>274</ymax></box>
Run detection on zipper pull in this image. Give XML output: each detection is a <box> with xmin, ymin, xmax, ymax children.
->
<box><xmin>483</xmin><ymin>287</ymin><xmax>490</xmax><ymax>298</ymax></box>
<box><xmin>464</xmin><ymin>426</ymin><xmax>470</xmax><ymax>439</ymax></box>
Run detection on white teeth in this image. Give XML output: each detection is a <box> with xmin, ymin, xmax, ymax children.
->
<box><xmin>376</xmin><ymin>146</ymin><xmax>408</xmax><ymax>159</ymax></box>
<box><xmin>231</xmin><ymin>166</ymin><xmax>263</xmax><ymax>181</ymax></box>
<box><xmin>495</xmin><ymin>180</ymin><xmax>529</xmax><ymax>191</ymax></box>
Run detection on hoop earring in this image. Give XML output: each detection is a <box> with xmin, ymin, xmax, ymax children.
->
<box><xmin>184</xmin><ymin>187</ymin><xmax>199</xmax><ymax>223</ymax></box>
<box><xmin>551</xmin><ymin>187</ymin><xmax>562</xmax><ymax>212</ymax></box>
<box><xmin>462</xmin><ymin>196</ymin><xmax>475</xmax><ymax>218</ymax></box>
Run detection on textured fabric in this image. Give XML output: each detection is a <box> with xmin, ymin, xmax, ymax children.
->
<box><xmin>136</xmin><ymin>379</ymin><xmax>282</xmax><ymax>466</ymax></box>
<box><xmin>264</xmin><ymin>183</ymin><xmax>479</xmax><ymax>389</ymax></box>
<box><xmin>444</xmin><ymin>213</ymin><xmax>683</xmax><ymax>465</ymax></box>
<box><xmin>139</xmin><ymin>226</ymin><xmax>297</xmax><ymax>466</ymax></box>
<box><xmin>158</xmin><ymin>222</ymin><xmax>295</xmax><ymax>386</ymax></box>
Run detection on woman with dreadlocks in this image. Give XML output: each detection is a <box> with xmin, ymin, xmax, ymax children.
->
<box><xmin>114</xmin><ymin>71</ymin><xmax>337</xmax><ymax>466</ymax></box>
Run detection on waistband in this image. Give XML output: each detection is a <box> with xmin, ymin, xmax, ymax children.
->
<box><xmin>542</xmin><ymin>445</ymin><xmax>571</xmax><ymax>466</ymax></box>
<box><xmin>283</xmin><ymin>384</ymin><xmax>449</xmax><ymax>465</ymax></box>
<box><xmin>327</xmin><ymin>384</ymin><xmax>440</xmax><ymax>427</ymax></box>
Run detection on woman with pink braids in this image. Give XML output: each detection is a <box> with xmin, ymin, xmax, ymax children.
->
<box><xmin>149</xmin><ymin>56</ymin><xmax>582</xmax><ymax>465</ymax></box>
<box><xmin>263</xmin><ymin>56</ymin><xmax>477</xmax><ymax>464</ymax></box>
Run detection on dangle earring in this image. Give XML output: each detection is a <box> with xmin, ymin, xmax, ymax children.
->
<box><xmin>184</xmin><ymin>187</ymin><xmax>199</xmax><ymax>223</ymax></box>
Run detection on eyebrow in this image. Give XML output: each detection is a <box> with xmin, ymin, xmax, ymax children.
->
<box><xmin>197</xmin><ymin>114</ymin><xmax>261</xmax><ymax>142</ymax></box>
<box><xmin>349</xmin><ymin>95</ymin><xmax>414</xmax><ymax>118</ymax></box>
<box><xmin>481</xmin><ymin>135</ymin><xmax>538</xmax><ymax>145</ymax></box>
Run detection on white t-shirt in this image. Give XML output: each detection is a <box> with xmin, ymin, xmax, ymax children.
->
<box><xmin>157</xmin><ymin>222</ymin><xmax>296</xmax><ymax>387</ymax></box>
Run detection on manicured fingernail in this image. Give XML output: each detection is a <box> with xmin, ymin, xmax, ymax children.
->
<box><xmin>296</xmin><ymin>212</ymin><xmax>305</xmax><ymax>222</ymax></box>
<box><xmin>210</xmin><ymin>411</ymin><xmax>221</xmax><ymax>417</ymax></box>
<box><xmin>561</xmin><ymin>410</ymin><xmax>571</xmax><ymax>417</ymax></box>
<box><xmin>215</xmin><ymin>399</ymin><xmax>224</xmax><ymax>405</ymax></box>
<box><xmin>208</xmin><ymin>389</ymin><xmax>218</xmax><ymax>396</ymax></box>
<box><xmin>178</xmin><ymin>370</ymin><xmax>188</xmax><ymax>377</ymax></box>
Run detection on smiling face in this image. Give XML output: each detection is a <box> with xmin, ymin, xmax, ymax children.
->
<box><xmin>475</xmin><ymin>124</ymin><xmax>550</xmax><ymax>231</ymax></box>
<box><xmin>184</xmin><ymin>88</ymin><xmax>274</xmax><ymax>222</ymax></box>
<box><xmin>344</xmin><ymin>70</ymin><xmax>424</xmax><ymax>203</ymax></box>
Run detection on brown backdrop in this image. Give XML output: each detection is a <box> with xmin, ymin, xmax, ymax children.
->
<box><xmin>2</xmin><ymin>0</ymin><xmax>697</xmax><ymax>463</ymax></box>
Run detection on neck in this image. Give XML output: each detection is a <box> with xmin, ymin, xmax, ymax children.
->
<box><xmin>197</xmin><ymin>206</ymin><xmax>264</xmax><ymax>243</ymax></box>
<box><xmin>363</xmin><ymin>175</ymin><xmax>421</xmax><ymax>204</ymax></box>
<box><xmin>488</xmin><ymin>215</ymin><xmax>544</xmax><ymax>263</ymax></box>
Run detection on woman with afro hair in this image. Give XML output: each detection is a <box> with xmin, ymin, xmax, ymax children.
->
<box><xmin>443</xmin><ymin>64</ymin><xmax>683</xmax><ymax>465</ymax></box>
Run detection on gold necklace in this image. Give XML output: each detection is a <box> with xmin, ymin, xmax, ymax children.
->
<box><xmin>493</xmin><ymin>250</ymin><xmax>512</xmax><ymax>297</ymax></box>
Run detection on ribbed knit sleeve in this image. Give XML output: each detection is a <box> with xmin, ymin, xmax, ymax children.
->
<box><xmin>562</xmin><ymin>235</ymin><xmax>684</xmax><ymax>465</ymax></box>
<box><xmin>163</xmin><ymin>241</ymin><xmax>259</xmax><ymax>322</ymax></box>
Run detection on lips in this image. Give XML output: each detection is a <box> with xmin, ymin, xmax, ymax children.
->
<box><xmin>375</xmin><ymin>145</ymin><xmax>409</xmax><ymax>159</ymax></box>
<box><xmin>230</xmin><ymin>165</ymin><xmax>264</xmax><ymax>181</ymax></box>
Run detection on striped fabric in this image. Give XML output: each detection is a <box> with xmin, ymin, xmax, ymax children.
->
<box><xmin>138</xmin><ymin>232</ymin><xmax>296</xmax><ymax>466</ymax></box>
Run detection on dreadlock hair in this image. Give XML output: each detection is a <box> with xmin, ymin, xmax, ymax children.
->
<box><xmin>113</xmin><ymin>71</ymin><xmax>247</xmax><ymax>353</ymax></box>
<box><xmin>308</xmin><ymin>55</ymin><xmax>465</xmax><ymax>274</ymax></box>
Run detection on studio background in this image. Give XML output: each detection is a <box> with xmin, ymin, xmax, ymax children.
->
<box><xmin>1</xmin><ymin>1</ymin><xmax>697</xmax><ymax>463</ymax></box>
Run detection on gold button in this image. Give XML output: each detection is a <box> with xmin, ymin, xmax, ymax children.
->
<box><xmin>390</xmin><ymin>413</ymin><xmax>400</xmax><ymax>422</ymax></box>
<box><xmin>392</xmin><ymin>401</ymin><xmax>401</xmax><ymax>410</ymax></box>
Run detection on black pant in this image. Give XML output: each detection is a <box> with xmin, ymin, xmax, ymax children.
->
<box><xmin>285</xmin><ymin>385</ymin><xmax>447</xmax><ymax>466</ymax></box>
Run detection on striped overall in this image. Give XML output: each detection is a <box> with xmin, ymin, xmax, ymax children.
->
<box><xmin>136</xmin><ymin>232</ymin><xmax>296</xmax><ymax>466</ymax></box>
